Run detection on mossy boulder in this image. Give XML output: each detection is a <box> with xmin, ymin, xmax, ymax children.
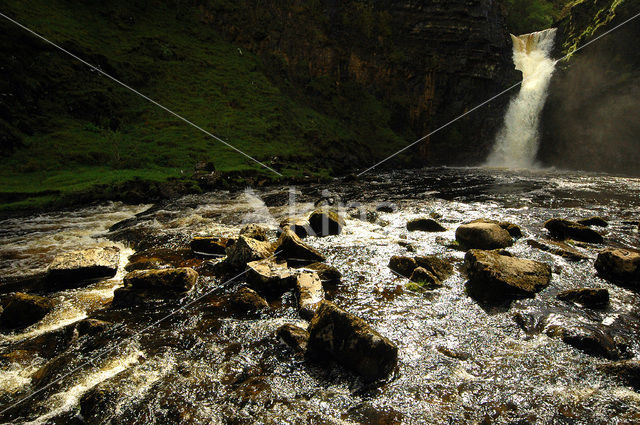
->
<box><xmin>308</xmin><ymin>208</ymin><xmax>345</xmax><ymax>236</ymax></box>
<box><xmin>225</xmin><ymin>236</ymin><xmax>274</xmax><ymax>269</ymax></box>
<box><xmin>556</xmin><ymin>288</ymin><xmax>609</xmax><ymax>309</ymax></box>
<box><xmin>239</xmin><ymin>224</ymin><xmax>269</xmax><ymax>241</ymax></box>
<box><xmin>594</xmin><ymin>248</ymin><xmax>640</xmax><ymax>283</ymax></box>
<box><xmin>246</xmin><ymin>258</ymin><xmax>297</xmax><ymax>294</ymax></box>
<box><xmin>47</xmin><ymin>246</ymin><xmax>120</xmax><ymax>288</ymax></box>
<box><xmin>406</xmin><ymin>218</ymin><xmax>446</xmax><ymax>232</ymax></box>
<box><xmin>274</xmin><ymin>227</ymin><xmax>325</xmax><ymax>265</ymax></box>
<box><xmin>190</xmin><ymin>236</ymin><xmax>234</xmax><ymax>256</ymax></box>
<box><xmin>544</xmin><ymin>218</ymin><xmax>604</xmax><ymax>243</ymax></box>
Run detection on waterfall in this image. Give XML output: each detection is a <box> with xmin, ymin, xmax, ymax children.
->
<box><xmin>486</xmin><ymin>28</ymin><xmax>557</xmax><ymax>168</ymax></box>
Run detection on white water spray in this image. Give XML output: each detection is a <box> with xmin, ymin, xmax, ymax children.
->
<box><xmin>486</xmin><ymin>28</ymin><xmax>557</xmax><ymax>168</ymax></box>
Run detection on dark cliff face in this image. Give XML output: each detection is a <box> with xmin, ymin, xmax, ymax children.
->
<box><xmin>539</xmin><ymin>0</ymin><xmax>640</xmax><ymax>175</ymax></box>
<box><xmin>201</xmin><ymin>0</ymin><xmax>515</xmax><ymax>166</ymax></box>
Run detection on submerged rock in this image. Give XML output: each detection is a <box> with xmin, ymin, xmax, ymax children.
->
<box><xmin>308</xmin><ymin>208</ymin><xmax>345</xmax><ymax>236</ymax></box>
<box><xmin>47</xmin><ymin>246</ymin><xmax>120</xmax><ymax>288</ymax></box>
<box><xmin>556</xmin><ymin>288</ymin><xmax>609</xmax><ymax>309</ymax></box>
<box><xmin>239</xmin><ymin>224</ymin><xmax>269</xmax><ymax>241</ymax></box>
<box><xmin>406</xmin><ymin>218</ymin><xmax>446</xmax><ymax>232</ymax></box>
<box><xmin>190</xmin><ymin>236</ymin><xmax>234</xmax><ymax>256</ymax></box>
<box><xmin>546</xmin><ymin>324</ymin><xmax>624</xmax><ymax>360</ymax></box>
<box><xmin>295</xmin><ymin>272</ymin><xmax>324</xmax><ymax>319</ymax></box>
<box><xmin>408</xmin><ymin>267</ymin><xmax>442</xmax><ymax>290</ymax></box>
<box><xmin>225</xmin><ymin>236</ymin><xmax>274</xmax><ymax>269</ymax></box>
<box><xmin>544</xmin><ymin>218</ymin><xmax>604</xmax><ymax>243</ymax></box>
<box><xmin>577</xmin><ymin>216</ymin><xmax>608</xmax><ymax>227</ymax></box>
<box><xmin>228</xmin><ymin>287</ymin><xmax>269</xmax><ymax>316</ymax></box>
<box><xmin>277</xmin><ymin>323</ymin><xmax>309</xmax><ymax>353</ymax></box>
<box><xmin>464</xmin><ymin>250</ymin><xmax>551</xmax><ymax>300</ymax></box>
<box><xmin>0</xmin><ymin>292</ymin><xmax>54</xmax><ymax>329</ymax></box>
<box><xmin>594</xmin><ymin>248</ymin><xmax>640</xmax><ymax>283</ymax></box>
<box><xmin>455</xmin><ymin>222</ymin><xmax>513</xmax><ymax>250</ymax></box>
<box><xmin>600</xmin><ymin>360</ymin><xmax>640</xmax><ymax>389</ymax></box>
<box><xmin>414</xmin><ymin>255</ymin><xmax>454</xmax><ymax>281</ymax></box>
<box><xmin>526</xmin><ymin>239</ymin><xmax>590</xmax><ymax>261</ymax></box>
<box><xmin>274</xmin><ymin>227</ymin><xmax>325</xmax><ymax>264</ymax></box>
<box><xmin>112</xmin><ymin>268</ymin><xmax>197</xmax><ymax>307</ymax></box>
<box><xmin>388</xmin><ymin>256</ymin><xmax>418</xmax><ymax>277</ymax></box>
<box><xmin>307</xmin><ymin>301</ymin><xmax>398</xmax><ymax>381</ymax></box>
<box><xmin>246</xmin><ymin>258</ymin><xmax>297</xmax><ymax>294</ymax></box>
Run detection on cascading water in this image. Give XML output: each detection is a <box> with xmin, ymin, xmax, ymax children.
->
<box><xmin>486</xmin><ymin>28</ymin><xmax>557</xmax><ymax>168</ymax></box>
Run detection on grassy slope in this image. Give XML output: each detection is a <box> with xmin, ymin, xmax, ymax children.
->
<box><xmin>0</xmin><ymin>1</ymin><xmax>407</xmax><ymax>212</ymax></box>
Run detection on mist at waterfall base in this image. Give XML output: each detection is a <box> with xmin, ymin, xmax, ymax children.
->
<box><xmin>486</xmin><ymin>29</ymin><xmax>557</xmax><ymax>169</ymax></box>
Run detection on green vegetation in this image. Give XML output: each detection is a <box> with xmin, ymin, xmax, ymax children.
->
<box><xmin>502</xmin><ymin>0</ymin><xmax>577</xmax><ymax>34</ymax></box>
<box><xmin>0</xmin><ymin>0</ymin><xmax>408</xmax><ymax>213</ymax></box>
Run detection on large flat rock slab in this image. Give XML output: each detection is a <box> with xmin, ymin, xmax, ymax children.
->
<box><xmin>456</xmin><ymin>222</ymin><xmax>513</xmax><ymax>250</ymax></box>
<box><xmin>47</xmin><ymin>246</ymin><xmax>120</xmax><ymax>288</ymax></box>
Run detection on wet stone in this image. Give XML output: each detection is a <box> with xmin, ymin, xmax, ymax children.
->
<box><xmin>246</xmin><ymin>258</ymin><xmax>297</xmax><ymax>294</ymax></box>
<box><xmin>600</xmin><ymin>360</ymin><xmax>640</xmax><ymax>389</ymax></box>
<box><xmin>546</xmin><ymin>324</ymin><xmax>626</xmax><ymax>360</ymax></box>
<box><xmin>388</xmin><ymin>256</ymin><xmax>417</xmax><ymax>277</ymax></box>
<box><xmin>190</xmin><ymin>236</ymin><xmax>234</xmax><ymax>256</ymax></box>
<box><xmin>526</xmin><ymin>239</ymin><xmax>590</xmax><ymax>261</ymax></box>
<box><xmin>239</xmin><ymin>224</ymin><xmax>269</xmax><ymax>241</ymax></box>
<box><xmin>456</xmin><ymin>222</ymin><xmax>514</xmax><ymax>250</ymax></box>
<box><xmin>274</xmin><ymin>227</ymin><xmax>325</xmax><ymax>265</ymax></box>
<box><xmin>406</xmin><ymin>218</ymin><xmax>446</xmax><ymax>232</ymax></box>
<box><xmin>471</xmin><ymin>218</ymin><xmax>522</xmax><ymax>238</ymax></box>
<box><xmin>225</xmin><ymin>235</ymin><xmax>274</xmax><ymax>269</ymax></box>
<box><xmin>308</xmin><ymin>208</ymin><xmax>345</xmax><ymax>236</ymax></box>
<box><xmin>299</xmin><ymin>262</ymin><xmax>342</xmax><ymax>284</ymax></box>
<box><xmin>464</xmin><ymin>250</ymin><xmax>551</xmax><ymax>301</ymax></box>
<box><xmin>594</xmin><ymin>248</ymin><xmax>640</xmax><ymax>284</ymax></box>
<box><xmin>280</xmin><ymin>217</ymin><xmax>313</xmax><ymax>239</ymax></box>
<box><xmin>47</xmin><ymin>246</ymin><xmax>120</xmax><ymax>288</ymax></box>
<box><xmin>544</xmin><ymin>218</ymin><xmax>604</xmax><ymax>243</ymax></box>
<box><xmin>307</xmin><ymin>300</ymin><xmax>398</xmax><ymax>381</ymax></box>
<box><xmin>295</xmin><ymin>271</ymin><xmax>324</xmax><ymax>320</ymax></box>
<box><xmin>408</xmin><ymin>267</ymin><xmax>442</xmax><ymax>290</ymax></box>
<box><xmin>577</xmin><ymin>216</ymin><xmax>608</xmax><ymax>227</ymax></box>
<box><xmin>414</xmin><ymin>255</ymin><xmax>454</xmax><ymax>281</ymax></box>
<box><xmin>112</xmin><ymin>268</ymin><xmax>197</xmax><ymax>307</ymax></box>
<box><xmin>0</xmin><ymin>292</ymin><xmax>55</xmax><ymax>329</ymax></box>
<box><xmin>557</xmin><ymin>288</ymin><xmax>609</xmax><ymax>309</ymax></box>
<box><xmin>277</xmin><ymin>323</ymin><xmax>309</xmax><ymax>353</ymax></box>
<box><xmin>227</xmin><ymin>287</ymin><xmax>269</xmax><ymax>316</ymax></box>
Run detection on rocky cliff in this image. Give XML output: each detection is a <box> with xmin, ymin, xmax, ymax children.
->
<box><xmin>199</xmin><ymin>0</ymin><xmax>515</xmax><ymax>166</ymax></box>
<box><xmin>539</xmin><ymin>0</ymin><xmax>640</xmax><ymax>175</ymax></box>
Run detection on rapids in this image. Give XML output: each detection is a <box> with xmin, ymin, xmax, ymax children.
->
<box><xmin>1</xmin><ymin>167</ymin><xmax>640</xmax><ymax>424</ymax></box>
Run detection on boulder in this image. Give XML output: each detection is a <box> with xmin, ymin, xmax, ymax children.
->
<box><xmin>546</xmin><ymin>324</ymin><xmax>624</xmax><ymax>360</ymax></box>
<box><xmin>307</xmin><ymin>301</ymin><xmax>398</xmax><ymax>381</ymax></box>
<box><xmin>556</xmin><ymin>288</ymin><xmax>609</xmax><ymax>309</ymax></box>
<box><xmin>464</xmin><ymin>250</ymin><xmax>552</xmax><ymax>300</ymax></box>
<box><xmin>388</xmin><ymin>256</ymin><xmax>418</xmax><ymax>277</ymax></box>
<box><xmin>277</xmin><ymin>323</ymin><xmax>309</xmax><ymax>353</ymax></box>
<box><xmin>526</xmin><ymin>239</ymin><xmax>590</xmax><ymax>261</ymax></box>
<box><xmin>125</xmin><ymin>248</ymin><xmax>198</xmax><ymax>271</ymax></box>
<box><xmin>0</xmin><ymin>292</ymin><xmax>54</xmax><ymax>329</ymax></box>
<box><xmin>308</xmin><ymin>208</ymin><xmax>345</xmax><ymax>236</ymax></box>
<box><xmin>122</xmin><ymin>268</ymin><xmax>197</xmax><ymax>292</ymax></box>
<box><xmin>295</xmin><ymin>272</ymin><xmax>324</xmax><ymax>319</ymax></box>
<box><xmin>544</xmin><ymin>218</ymin><xmax>604</xmax><ymax>243</ymax></box>
<box><xmin>600</xmin><ymin>360</ymin><xmax>640</xmax><ymax>388</ymax></box>
<box><xmin>274</xmin><ymin>228</ymin><xmax>325</xmax><ymax>265</ymax></box>
<box><xmin>112</xmin><ymin>268</ymin><xmax>197</xmax><ymax>307</ymax></box>
<box><xmin>408</xmin><ymin>267</ymin><xmax>442</xmax><ymax>290</ymax></box>
<box><xmin>190</xmin><ymin>236</ymin><xmax>234</xmax><ymax>256</ymax></box>
<box><xmin>471</xmin><ymin>219</ymin><xmax>522</xmax><ymax>238</ymax></box>
<box><xmin>300</xmin><ymin>262</ymin><xmax>342</xmax><ymax>284</ymax></box>
<box><xmin>239</xmin><ymin>224</ymin><xmax>268</xmax><ymax>241</ymax></box>
<box><xmin>246</xmin><ymin>258</ymin><xmax>297</xmax><ymax>294</ymax></box>
<box><xmin>47</xmin><ymin>246</ymin><xmax>120</xmax><ymax>288</ymax></box>
<box><xmin>414</xmin><ymin>255</ymin><xmax>454</xmax><ymax>281</ymax></box>
<box><xmin>577</xmin><ymin>216</ymin><xmax>608</xmax><ymax>227</ymax></box>
<box><xmin>280</xmin><ymin>217</ymin><xmax>313</xmax><ymax>239</ymax></box>
<box><xmin>227</xmin><ymin>287</ymin><xmax>269</xmax><ymax>316</ymax></box>
<box><xmin>225</xmin><ymin>236</ymin><xmax>273</xmax><ymax>269</ymax></box>
<box><xmin>406</xmin><ymin>218</ymin><xmax>446</xmax><ymax>232</ymax></box>
<box><xmin>376</xmin><ymin>204</ymin><xmax>395</xmax><ymax>213</ymax></box>
<box><xmin>455</xmin><ymin>223</ymin><xmax>513</xmax><ymax>250</ymax></box>
<box><xmin>594</xmin><ymin>248</ymin><xmax>640</xmax><ymax>283</ymax></box>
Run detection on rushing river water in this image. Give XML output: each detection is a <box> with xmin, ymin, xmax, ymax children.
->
<box><xmin>1</xmin><ymin>167</ymin><xmax>640</xmax><ymax>424</ymax></box>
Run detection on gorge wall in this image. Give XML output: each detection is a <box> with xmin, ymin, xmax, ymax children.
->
<box><xmin>539</xmin><ymin>0</ymin><xmax>640</xmax><ymax>175</ymax></box>
<box><xmin>197</xmin><ymin>0</ymin><xmax>516</xmax><ymax>167</ymax></box>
